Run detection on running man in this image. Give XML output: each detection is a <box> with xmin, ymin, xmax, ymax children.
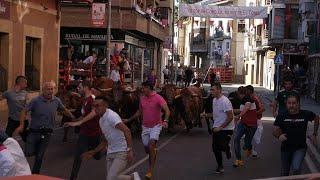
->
<box><xmin>125</xmin><ymin>81</ymin><xmax>170</xmax><ymax>179</ymax></box>
<box><xmin>0</xmin><ymin>76</ymin><xmax>29</xmax><ymax>139</ymax></box>
<box><xmin>210</xmin><ymin>83</ymin><xmax>234</xmax><ymax>173</ymax></box>
<box><xmin>246</xmin><ymin>85</ymin><xmax>265</xmax><ymax>157</ymax></box>
<box><xmin>65</xmin><ymin>81</ymin><xmax>102</xmax><ymax>180</ymax></box>
<box><xmin>272</xmin><ymin>78</ymin><xmax>298</xmax><ymax>117</ymax></box>
<box><xmin>273</xmin><ymin>93</ymin><xmax>319</xmax><ymax>176</ymax></box>
<box><xmin>233</xmin><ymin>87</ymin><xmax>258</xmax><ymax>167</ymax></box>
<box><xmin>17</xmin><ymin>81</ymin><xmax>75</xmax><ymax>174</ymax></box>
<box><xmin>81</xmin><ymin>96</ymin><xmax>140</xmax><ymax>180</ymax></box>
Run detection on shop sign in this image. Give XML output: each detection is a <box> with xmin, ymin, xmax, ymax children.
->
<box><xmin>92</xmin><ymin>3</ymin><xmax>105</xmax><ymax>27</ymax></box>
<box><xmin>65</xmin><ymin>33</ymin><xmax>108</xmax><ymax>41</ymax></box>
<box><xmin>125</xmin><ymin>35</ymin><xmax>140</xmax><ymax>46</ymax></box>
<box><xmin>267</xmin><ymin>51</ymin><xmax>276</xmax><ymax>59</ymax></box>
<box><xmin>0</xmin><ymin>0</ymin><xmax>10</xmax><ymax>19</ymax></box>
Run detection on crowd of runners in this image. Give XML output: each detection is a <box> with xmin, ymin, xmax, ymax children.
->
<box><xmin>0</xmin><ymin>75</ymin><xmax>319</xmax><ymax>179</ymax></box>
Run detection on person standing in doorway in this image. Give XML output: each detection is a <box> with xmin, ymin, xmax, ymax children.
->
<box><xmin>273</xmin><ymin>93</ymin><xmax>319</xmax><ymax>176</ymax></box>
<box><xmin>0</xmin><ymin>76</ymin><xmax>29</xmax><ymax>140</ymax></box>
<box><xmin>125</xmin><ymin>81</ymin><xmax>170</xmax><ymax>179</ymax></box>
<box><xmin>81</xmin><ymin>96</ymin><xmax>141</xmax><ymax>180</ymax></box>
<box><xmin>176</xmin><ymin>66</ymin><xmax>184</xmax><ymax>87</ymax></box>
<box><xmin>162</xmin><ymin>66</ymin><xmax>170</xmax><ymax>85</ymax></box>
<box><xmin>210</xmin><ymin>83</ymin><xmax>234</xmax><ymax>173</ymax></box>
<box><xmin>17</xmin><ymin>81</ymin><xmax>75</xmax><ymax>174</ymax></box>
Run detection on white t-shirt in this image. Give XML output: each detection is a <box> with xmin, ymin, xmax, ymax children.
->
<box><xmin>3</xmin><ymin>138</ymin><xmax>31</xmax><ymax>176</ymax></box>
<box><xmin>83</xmin><ymin>56</ymin><xmax>96</xmax><ymax>64</ymax></box>
<box><xmin>110</xmin><ymin>70</ymin><xmax>120</xmax><ymax>82</ymax></box>
<box><xmin>162</xmin><ymin>68</ymin><xmax>169</xmax><ymax>75</ymax></box>
<box><xmin>99</xmin><ymin>109</ymin><xmax>127</xmax><ymax>154</ymax></box>
<box><xmin>212</xmin><ymin>95</ymin><xmax>234</xmax><ymax>130</ymax></box>
<box><xmin>177</xmin><ymin>69</ymin><xmax>183</xmax><ymax>75</ymax></box>
<box><xmin>0</xmin><ymin>148</ymin><xmax>15</xmax><ymax>177</ymax></box>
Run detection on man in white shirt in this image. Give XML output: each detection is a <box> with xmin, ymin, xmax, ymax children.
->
<box><xmin>210</xmin><ymin>82</ymin><xmax>234</xmax><ymax>173</ymax></box>
<box><xmin>0</xmin><ymin>131</ymin><xmax>31</xmax><ymax>177</ymax></box>
<box><xmin>162</xmin><ymin>66</ymin><xmax>170</xmax><ymax>84</ymax></box>
<box><xmin>81</xmin><ymin>96</ymin><xmax>140</xmax><ymax>180</ymax></box>
<box><xmin>83</xmin><ymin>52</ymin><xmax>97</xmax><ymax>64</ymax></box>
<box><xmin>110</xmin><ymin>66</ymin><xmax>121</xmax><ymax>84</ymax></box>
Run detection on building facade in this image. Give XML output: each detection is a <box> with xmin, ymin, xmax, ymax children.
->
<box><xmin>0</xmin><ymin>0</ymin><xmax>60</xmax><ymax>113</ymax></box>
<box><xmin>60</xmin><ymin>0</ymin><xmax>171</xmax><ymax>84</ymax></box>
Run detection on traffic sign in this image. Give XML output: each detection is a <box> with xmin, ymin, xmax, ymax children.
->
<box><xmin>274</xmin><ymin>54</ymin><xmax>283</xmax><ymax>65</ymax></box>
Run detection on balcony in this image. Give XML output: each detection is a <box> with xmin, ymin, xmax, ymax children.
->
<box><xmin>61</xmin><ymin>0</ymin><xmax>170</xmax><ymax>41</ymax></box>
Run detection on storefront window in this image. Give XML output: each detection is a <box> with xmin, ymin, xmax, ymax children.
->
<box><xmin>25</xmin><ymin>37</ymin><xmax>41</xmax><ymax>91</ymax></box>
<box><xmin>144</xmin><ymin>49</ymin><xmax>153</xmax><ymax>72</ymax></box>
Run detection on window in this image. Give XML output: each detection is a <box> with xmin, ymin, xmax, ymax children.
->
<box><xmin>219</xmin><ymin>21</ymin><xmax>223</xmax><ymax>28</ymax></box>
<box><xmin>25</xmin><ymin>37</ymin><xmax>41</xmax><ymax>91</ymax></box>
<box><xmin>246</xmin><ymin>64</ymin><xmax>249</xmax><ymax>75</ymax></box>
<box><xmin>226</xmin><ymin>42</ymin><xmax>230</xmax><ymax>50</ymax></box>
<box><xmin>0</xmin><ymin>33</ymin><xmax>9</xmax><ymax>92</ymax></box>
<box><xmin>238</xmin><ymin>19</ymin><xmax>246</xmax><ymax>33</ymax></box>
<box><xmin>227</xmin><ymin>21</ymin><xmax>232</xmax><ymax>33</ymax></box>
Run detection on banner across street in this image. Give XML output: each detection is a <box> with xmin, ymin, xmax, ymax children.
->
<box><xmin>179</xmin><ymin>3</ymin><xmax>268</xmax><ymax>19</ymax></box>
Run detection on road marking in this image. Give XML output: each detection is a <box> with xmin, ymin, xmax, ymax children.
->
<box><xmin>122</xmin><ymin>131</ymin><xmax>182</xmax><ymax>174</ymax></box>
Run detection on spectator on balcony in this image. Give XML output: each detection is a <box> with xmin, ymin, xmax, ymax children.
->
<box><xmin>146</xmin><ymin>5</ymin><xmax>153</xmax><ymax>20</ymax></box>
<box><xmin>83</xmin><ymin>52</ymin><xmax>97</xmax><ymax>64</ymax></box>
<box><xmin>155</xmin><ymin>7</ymin><xmax>161</xmax><ymax>21</ymax></box>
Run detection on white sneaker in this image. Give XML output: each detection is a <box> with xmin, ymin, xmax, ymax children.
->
<box><xmin>252</xmin><ymin>149</ymin><xmax>258</xmax><ymax>157</ymax></box>
<box><xmin>133</xmin><ymin>172</ymin><xmax>141</xmax><ymax>180</ymax></box>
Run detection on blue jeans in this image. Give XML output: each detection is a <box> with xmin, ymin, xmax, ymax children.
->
<box><xmin>281</xmin><ymin>148</ymin><xmax>306</xmax><ymax>176</ymax></box>
<box><xmin>234</xmin><ymin>122</ymin><xmax>257</xmax><ymax>160</ymax></box>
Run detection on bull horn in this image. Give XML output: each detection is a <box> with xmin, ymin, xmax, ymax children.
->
<box><xmin>98</xmin><ymin>88</ymin><xmax>113</xmax><ymax>92</ymax></box>
<box><xmin>174</xmin><ymin>95</ymin><xmax>181</xmax><ymax>99</ymax></box>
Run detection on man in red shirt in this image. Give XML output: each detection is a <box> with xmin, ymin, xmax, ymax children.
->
<box><xmin>233</xmin><ymin>87</ymin><xmax>258</xmax><ymax>167</ymax></box>
<box><xmin>67</xmin><ymin>81</ymin><xmax>101</xmax><ymax>180</ymax></box>
<box><xmin>125</xmin><ymin>81</ymin><xmax>170</xmax><ymax>179</ymax></box>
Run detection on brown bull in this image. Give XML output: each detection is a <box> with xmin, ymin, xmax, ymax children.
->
<box><xmin>93</xmin><ymin>77</ymin><xmax>145</xmax><ymax>135</ymax></box>
<box><xmin>56</xmin><ymin>89</ymin><xmax>83</xmax><ymax>142</ymax></box>
<box><xmin>119</xmin><ymin>87</ymin><xmax>142</xmax><ymax>135</ymax></box>
<box><xmin>92</xmin><ymin>77</ymin><xmax>121</xmax><ymax>113</ymax></box>
<box><xmin>160</xmin><ymin>84</ymin><xmax>183</xmax><ymax>129</ymax></box>
<box><xmin>161</xmin><ymin>84</ymin><xmax>207</xmax><ymax>132</ymax></box>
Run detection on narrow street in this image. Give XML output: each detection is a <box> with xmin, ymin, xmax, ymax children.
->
<box><xmin>10</xmin><ymin>85</ymin><xmax>312</xmax><ymax>180</ymax></box>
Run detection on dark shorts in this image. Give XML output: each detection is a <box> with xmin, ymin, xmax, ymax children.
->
<box><xmin>212</xmin><ymin>130</ymin><xmax>233</xmax><ymax>152</ymax></box>
<box><xmin>6</xmin><ymin>118</ymin><xmax>29</xmax><ymax>141</ymax></box>
<box><xmin>164</xmin><ymin>75</ymin><xmax>169</xmax><ymax>80</ymax></box>
<box><xmin>177</xmin><ymin>75</ymin><xmax>182</xmax><ymax>81</ymax></box>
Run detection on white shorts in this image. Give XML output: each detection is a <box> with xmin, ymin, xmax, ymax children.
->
<box><xmin>141</xmin><ymin>124</ymin><xmax>162</xmax><ymax>147</ymax></box>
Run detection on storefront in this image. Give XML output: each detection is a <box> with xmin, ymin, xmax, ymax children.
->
<box><xmin>59</xmin><ymin>27</ymin><xmax>155</xmax><ymax>83</ymax></box>
<box><xmin>0</xmin><ymin>0</ymin><xmax>59</xmax><ymax>92</ymax></box>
